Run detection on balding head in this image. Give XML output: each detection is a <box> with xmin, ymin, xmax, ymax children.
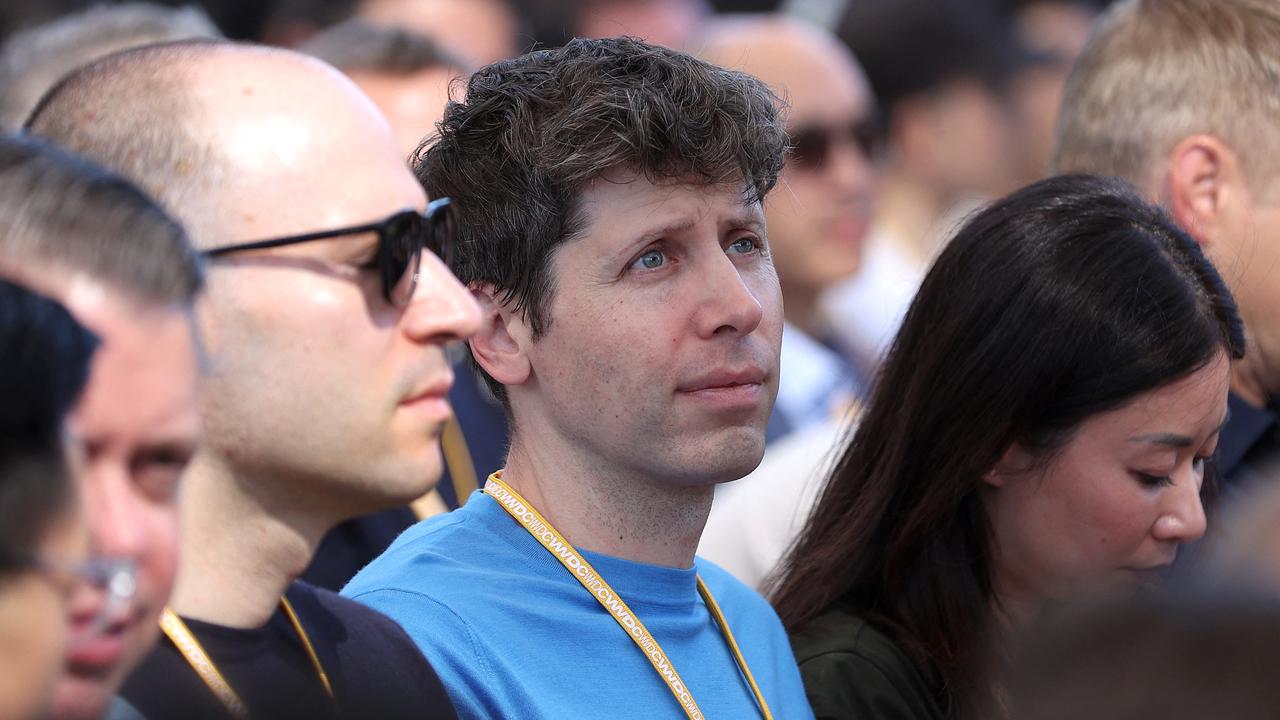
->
<box><xmin>26</xmin><ymin>40</ymin><xmax>416</xmax><ymax>248</ymax></box>
<box><xmin>697</xmin><ymin>16</ymin><xmax>879</xmax><ymax>327</ymax></box>
<box><xmin>30</xmin><ymin>36</ymin><xmax>480</xmax><ymax>535</ymax></box>
<box><xmin>698</xmin><ymin>15</ymin><xmax>870</xmax><ymax>116</ymax></box>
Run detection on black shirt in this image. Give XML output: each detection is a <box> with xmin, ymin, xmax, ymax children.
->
<box><xmin>121</xmin><ymin>581</ymin><xmax>457</xmax><ymax>720</ymax></box>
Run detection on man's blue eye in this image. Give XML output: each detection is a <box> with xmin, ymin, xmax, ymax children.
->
<box><xmin>728</xmin><ymin>237</ymin><xmax>758</xmax><ymax>254</ymax></box>
<box><xmin>631</xmin><ymin>249</ymin><xmax>666</xmax><ymax>270</ymax></box>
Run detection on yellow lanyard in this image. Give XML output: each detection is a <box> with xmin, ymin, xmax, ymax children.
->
<box><xmin>159</xmin><ymin>597</ymin><xmax>335</xmax><ymax>719</ymax></box>
<box><xmin>484</xmin><ymin>473</ymin><xmax>774</xmax><ymax>720</ymax></box>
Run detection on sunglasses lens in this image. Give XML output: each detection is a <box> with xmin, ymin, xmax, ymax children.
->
<box><xmin>851</xmin><ymin>117</ymin><xmax>885</xmax><ymax>161</ymax></box>
<box><xmin>426</xmin><ymin>199</ymin><xmax>455</xmax><ymax>269</ymax></box>
<box><xmin>383</xmin><ymin>212</ymin><xmax>425</xmax><ymax>306</ymax></box>
<box><xmin>789</xmin><ymin>128</ymin><xmax>831</xmax><ymax>169</ymax></box>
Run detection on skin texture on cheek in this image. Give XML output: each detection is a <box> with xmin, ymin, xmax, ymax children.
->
<box><xmin>519</xmin><ymin>176</ymin><xmax>783</xmax><ymax>487</ymax></box>
<box><xmin>987</xmin><ymin>355</ymin><xmax>1229</xmax><ymax>614</ymax></box>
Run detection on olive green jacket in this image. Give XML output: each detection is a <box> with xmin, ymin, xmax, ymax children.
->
<box><xmin>791</xmin><ymin>605</ymin><xmax>946</xmax><ymax>720</ymax></box>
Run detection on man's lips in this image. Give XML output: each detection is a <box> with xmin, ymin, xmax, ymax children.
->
<box><xmin>65</xmin><ymin>616</ymin><xmax>129</xmax><ymax>675</ymax></box>
<box><xmin>399</xmin><ymin>374</ymin><xmax>455</xmax><ymax>423</ymax></box>
<box><xmin>677</xmin><ymin>367</ymin><xmax>767</xmax><ymax>393</ymax></box>
<box><xmin>676</xmin><ymin>368</ymin><xmax>769</xmax><ymax>412</ymax></box>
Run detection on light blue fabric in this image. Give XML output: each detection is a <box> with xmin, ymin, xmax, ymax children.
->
<box><xmin>770</xmin><ymin>323</ymin><xmax>859</xmax><ymax>443</ymax></box>
<box><xmin>344</xmin><ymin>490</ymin><xmax>814</xmax><ymax>720</ymax></box>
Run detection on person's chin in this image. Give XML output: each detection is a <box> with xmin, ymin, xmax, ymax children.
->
<box><xmin>694</xmin><ymin>426</ymin><xmax>768</xmax><ymax>483</ymax></box>
<box><xmin>50</xmin><ymin>670</ymin><xmax>117</xmax><ymax>720</ymax></box>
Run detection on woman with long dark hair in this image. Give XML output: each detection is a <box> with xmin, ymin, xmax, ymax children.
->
<box><xmin>771</xmin><ymin>174</ymin><xmax>1245</xmax><ymax>719</ymax></box>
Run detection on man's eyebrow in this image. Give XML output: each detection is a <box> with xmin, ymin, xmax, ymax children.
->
<box><xmin>633</xmin><ymin>218</ymin><xmax>698</xmax><ymax>245</ymax></box>
<box><xmin>1128</xmin><ymin>416</ymin><xmax>1229</xmax><ymax>448</ymax></box>
<box><xmin>723</xmin><ymin>204</ymin><xmax>766</xmax><ymax>226</ymax></box>
<box><xmin>623</xmin><ymin>208</ymin><xmax>765</xmax><ymax>249</ymax></box>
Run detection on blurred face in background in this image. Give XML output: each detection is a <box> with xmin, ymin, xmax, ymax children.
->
<box><xmin>356</xmin><ymin>0</ymin><xmax>517</xmax><ymax>65</ymax></box>
<box><xmin>1008</xmin><ymin>0</ymin><xmax>1098</xmax><ymax>184</ymax></box>
<box><xmin>895</xmin><ymin>76</ymin><xmax>1021</xmax><ymax>202</ymax></box>
<box><xmin>347</xmin><ymin>64</ymin><xmax>458</xmax><ymax>159</ymax></box>
<box><xmin>55</xmin><ymin>285</ymin><xmax>199</xmax><ymax>720</ymax></box>
<box><xmin>699</xmin><ymin>19</ymin><xmax>880</xmax><ymax>326</ymax></box>
<box><xmin>0</xmin><ymin>503</ymin><xmax>88</xmax><ymax>720</ymax></box>
<box><xmin>574</xmin><ymin>0</ymin><xmax>711</xmax><ymax>50</ymax></box>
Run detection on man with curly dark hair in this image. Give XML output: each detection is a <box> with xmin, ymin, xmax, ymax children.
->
<box><xmin>345</xmin><ymin>37</ymin><xmax>813</xmax><ymax>719</ymax></box>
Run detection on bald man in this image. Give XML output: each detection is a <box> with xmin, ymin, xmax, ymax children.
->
<box><xmin>698</xmin><ymin>16</ymin><xmax>881</xmax><ymax>438</ymax></box>
<box><xmin>27</xmin><ymin>41</ymin><xmax>477</xmax><ymax>719</ymax></box>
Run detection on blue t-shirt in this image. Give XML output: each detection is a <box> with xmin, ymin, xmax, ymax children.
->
<box><xmin>344</xmin><ymin>490</ymin><xmax>814</xmax><ymax>720</ymax></box>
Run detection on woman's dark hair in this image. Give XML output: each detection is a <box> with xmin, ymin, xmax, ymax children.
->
<box><xmin>770</xmin><ymin>174</ymin><xmax>1245</xmax><ymax>717</ymax></box>
<box><xmin>0</xmin><ymin>277</ymin><xmax>97</xmax><ymax>576</ymax></box>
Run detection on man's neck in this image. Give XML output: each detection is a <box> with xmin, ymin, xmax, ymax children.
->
<box><xmin>169</xmin><ymin>455</ymin><xmax>334</xmax><ymax>628</ymax></box>
<box><xmin>1231</xmin><ymin>315</ymin><xmax>1279</xmax><ymax>408</ymax></box>
<box><xmin>500</xmin><ymin>438</ymin><xmax>714</xmax><ymax>569</ymax></box>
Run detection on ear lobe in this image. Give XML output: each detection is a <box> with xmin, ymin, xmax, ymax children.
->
<box><xmin>467</xmin><ymin>284</ymin><xmax>532</xmax><ymax>388</ymax></box>
<box><xmin>1164</xmin><ymin>135</ymin><xmax>1239</xmax><ymax>251</ymax></box>
<box><xmin>985</xmin><ymin>442</ymin><xmax>1037</xmax><ymax>488</ymax></box>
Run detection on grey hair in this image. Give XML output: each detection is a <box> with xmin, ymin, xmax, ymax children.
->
<box><xmin>0</xmin><ymin>2</ymin><xmax>220</xmax><ymax>130</ymax></box>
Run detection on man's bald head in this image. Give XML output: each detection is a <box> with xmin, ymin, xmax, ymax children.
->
<box><xmin>696</xmin><ymin>15</ymin><xmax>869</xmax><ymax>109</ymax></box>
<box><xmin>25</xmin><ymin>40</ymin><xmax>406</xmax><ymax>247</ymax></box>
<box><xmin>25</xmin><ymin>40</ymin><xmax>222</xmax><ymax>242</ymax></box>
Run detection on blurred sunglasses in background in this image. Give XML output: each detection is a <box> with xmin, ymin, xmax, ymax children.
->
<box><xmin>788</xmin><ymin>115</ymin><xmax>887</xmax><ymax>170</ymax></box>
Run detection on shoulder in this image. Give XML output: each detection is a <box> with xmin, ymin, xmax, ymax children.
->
<box><xmin>694</xmin><ymin>558</ymin><xmax>793</xmax><ymax>655</ymax></box>
<box><xmin>791</xmin><ymin>607</ymin><xmax>944</xmax><ymax>720</ymax></box>
<box><xmin>342</xmin><ymin>498</ymin><xmax>502</xmax><ymax>598</ymax></box>
<box><xmin>290</xmin><ymin>581</ymin><xmax>427</xmax><ymax>653</ymax></box>
<box><xmin>695</xmin><ymin>557</ymin><xmax>778</xmax><ymax>615</ymax></box>
<box><xmin>289</xmin><ymin>582</ymin><xmax>459</xmax><ymax>719</ymax></box>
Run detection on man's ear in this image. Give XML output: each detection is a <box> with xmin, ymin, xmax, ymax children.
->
<box><xmin>468</xmin><ymin>283</ymin><xmax>532</xmax><ymax>387</ymax></box>
<box><xmin>984</xmin><ymin>442</ymin><xmax>1037</xmax><ymax>489</ymax></box>
<box><xmin>1163</xmin><ymin>134</ymin><xmax>1245</xmax><ymax>253</ymax></box>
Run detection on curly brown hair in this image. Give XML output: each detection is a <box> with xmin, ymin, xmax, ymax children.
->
<box><xmin>415</xmin><ymin>36</ymin><xmax>786</xmax><ymax>401</ymax></box>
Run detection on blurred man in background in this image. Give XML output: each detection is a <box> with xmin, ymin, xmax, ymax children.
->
<box><xmin>822</xmin><ymin>0</ymin><xmax>1033</xmax><ymax>368</ymax></box>
<box><xmin>1054</xmin><ymin>0</ymin><xmax>1280</xmax><ymax>493</ymax></box>
<box><xmin>302</xmin><ymin>19</ymin><xmax>465</xmax><ymax>159</ymax></box>
<box><xmin>0</xmin><ymin>2</ymin><xmax>219</xmax><ymax>130</ymax></box>
<box><xmin>0</xmin><ymin>133</ymin><xmax>202</xmax><ymax>720</ymax></box>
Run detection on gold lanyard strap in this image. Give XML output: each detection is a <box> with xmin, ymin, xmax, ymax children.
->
<box><xmin>159</xmin><ymin>598</ymin><xmax>335</xmax><ymax>718</ymax></box>
<box><xmin>280</xmin><ymin>597</ymin><xmax>335</xmax><ymax>699</ymax></box>
<box><xmin>160</xmin><ymin>608</ymin><xmax>249</xmax><ymax>719</ymax></box>
<box><xmin>696</xmin><ymin>578</ymin><xmax>774</xmax><ymax>720</ymax></box>
<box><xmin>484</xmin><ymin>473</ymin><xmax>772</xmax><ymax>720</ymax></box>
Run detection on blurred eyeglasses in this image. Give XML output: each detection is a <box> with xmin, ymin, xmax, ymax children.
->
<box><xmin>788</xmin><ymin>115</ymin><xmax>886</xmax><ymax>171</ymax></box>
<box><xmin>33</xmin><ymin>556</ymin><xmax>137</xmax><ymax>635</ymax></box>
<box><xmin>203</xmin><ymin>197</ymin><xmax>456</xmax><ymax>307</ymax></box>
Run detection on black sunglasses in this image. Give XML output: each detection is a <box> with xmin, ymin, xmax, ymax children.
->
<box><xmin>788</xmin><ymin>115</ymin><xmax>886</xmax><ymax>171</ymax></box>
<box><xmin>203</xmin><ymin>197</ymin><xmax>455</xmax><ymax>307</ymax></box>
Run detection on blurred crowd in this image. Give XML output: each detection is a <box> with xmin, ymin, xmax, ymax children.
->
<box><xmin>3</xmin><ymin>0</ymin><xmax>1280</xmax><ymax>719</ymax></box>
